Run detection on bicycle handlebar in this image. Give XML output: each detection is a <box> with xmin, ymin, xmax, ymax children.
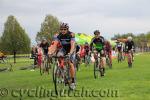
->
<box><xmin>50</xmin><ymin>55</ymin><xmax>70</xmax><ymax>58</ymax></box>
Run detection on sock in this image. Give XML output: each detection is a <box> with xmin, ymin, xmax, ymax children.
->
<box><xmin>72</xmin><ymin>78</ymin><xmax>75</xmax><ymax>83</ymax></box>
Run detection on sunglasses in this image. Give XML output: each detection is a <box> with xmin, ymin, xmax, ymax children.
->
<box><xmin>95</xmin><ymin>33</ymin><xmax>100</xmax><ymax>36</ymax></box>
<box><xmin>60</xmin><ymin>28</ymin><xmax>67</xmax><ymax>31</ymax></box>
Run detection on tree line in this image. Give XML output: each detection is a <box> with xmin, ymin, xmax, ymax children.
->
<box><xmin>0</xmin><ymin>14</ymin><xmax>60</xmax><ymax>63</ymax></box>
<box><xmin>0</xmin><ymin>15</ymin><xmax>60</xmax><ymax>55</ymax></box>
<box><xmin>112</xmin><ymin>32</ymin><xmax>150</xmax><ymax>52</ymax></box>
<box><xmin>1</xmin><ymin>14</ymin><xmax>150</xmax><ymax>55</ymax></box>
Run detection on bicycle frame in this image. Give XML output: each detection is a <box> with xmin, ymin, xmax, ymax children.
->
<box><xmin>52</xmin><ymin>55</ymin><xmax>76</xmax><ymax>95</ymax></box>
<box><xmin>118</xmin><ymin>51</ymin><xmax>123</xmax><ymax>62</ymax></box>
<box><xmin>93</xmin><ymin>50</ymin><xmax>105</xmax><ymax>78</ymax></box>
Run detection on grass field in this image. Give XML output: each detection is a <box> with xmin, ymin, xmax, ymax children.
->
<box><xmin>0</xmin><ymin>53</ymin><xmax>150</xmax><ymax>100</ymax></box>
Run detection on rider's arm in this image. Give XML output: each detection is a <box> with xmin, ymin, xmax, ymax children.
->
<box><xmin>101</xmin><ymin>36</ymin><xmax>105</xmax><ymax>46</ymax></box>
<box><xmin>48</xmin><ymin>35</ymin><xmax>59</xmax><ymax>55</ymax></box>
<box><xmin>69</xmin><ymin>33</ymin><xmax>75</xmax><ymax>54</ymax></box>
<box><xmin>125</xmin><ymin>42</ymin><xmax>128</xmax><ymax>52</ymax></box>
<box><xmin>90</xmin><ymin>38</ymin><xmax>94</xmax><ymax>51</ymax></box>
<box><xmin>48</xmin><ymin>41</ymin><xmax>59</xmax><ymax>55</ymax></box>
<box><xmin>78</xmin><ymin>46</ymin><xmax>81</xmax><ymax>54</ymax></box>
<box><xmin>132</xmin><ymin>41</ymin><xmax>135</xmax><ymax>52</ymax></box>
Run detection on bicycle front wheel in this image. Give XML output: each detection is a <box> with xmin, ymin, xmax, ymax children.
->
<box><xmin>94</xmin><ymin>61</ymin><xmax>99</xmax><ymax>79</ymax></box>
<box><xmin>54</xmin><ymin>67</ymin><xmax>65</xmax><ymax>95</ymax></box>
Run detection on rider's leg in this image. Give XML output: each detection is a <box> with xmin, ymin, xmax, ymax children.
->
<box><xmin>100</xmin><ymin>50</ymin><xmax>106</xmax><ymax>75</ymax></box>
<box><xmin>131</xmin><ymin>50</ymin><xmax>134</xmax><ymax>61</ymax></box>
<box><xmin>109</xmin><ymin>51</ymin><xmax>112</xmax><ymax>65</ymax></box>
<box><xmin>76</xmin><ymin>53</ymin><xmax>81</xmax><ymax>63</ymax></box>
<box><xmin>69</xmin><ymin>61</ymin><xmax>75</xmax><ymax>82</ymax></box>
<box><xmin>58</xmin><ymin>58</ymin><xmax>64</xmax><ymax>68</ymax></box>
<box><xmin>69</xmin><ymin>54</ymin><xmax>75</xmax><ymax>83</ymax></box>
<box><xmin>101</xmin><ymin>57</ymin><xmax>106</xmax><ymax>71</ymax></box>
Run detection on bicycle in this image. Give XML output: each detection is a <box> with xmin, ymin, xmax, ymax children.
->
<box><xmin>75</xmin><ymin>53</ymin><xmax>80</xmax><ymax>71</ymax></box>
<box><xmin>84</xmin><ymin>52</ymin><xmax>90</xmax><ymax>67</ymax></box>
<box><xmin>93</xmin><ymin>50</ymin><xmax>105</xmax><ymax>78</ymax></box>
<box><xmin>105</xmin><ymin>52</ymin><xmax>112</xmax><ymax>69</ymax></box>
<box><xmin>117</xmin><ymin>51</ymin><xmax>122</xmax><ymax>63</ymax></box>
<box><xmin>40</xmin><ymin>55</ymin><xmax>51</xmax><ymax>75</ymax></box>
<box><xmin>0</xmin><ymin>56</ymin><xmax>13</xmax><ymax>72</ymax></box>
<box><xmin>52</xmin><ymin>55</ymin><xmax>76</xmax><ymax>95</ymax></box>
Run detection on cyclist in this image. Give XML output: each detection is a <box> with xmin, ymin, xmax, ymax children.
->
<box><xmin>105</xmin><ymin>40</ymin><xmax>112</xmax><ymax>66</ymax></box>
<box><xmin>37</xmin><ymin>44</ymin><xmax>43</xmax><ymax>68</ymax></box>
<box><xmin>116</xmin><ymin>40</ymin><xmax>123</xmax><ymax>61</ymax></box>
<box><xmin>84</xmin><ymin>42</ymin><xmax>90</xmax><ymax>56</ymax></box>
<box><xmin>0</xmin><ymin>51</ymin><xmax>6</xmax><ymax>63</ymax></box>
<box><xmin>80</xmin><ymin>45</ymin><xmax>85</xmax><ymax>63</ymax></box>
<box><xmin>125</xmin><ymin>36</ymin><xmax>135</xmax><ymax>61</ymax></box>
<box><xmin>40</xmin><ymin>39</ymin><xmax>49</xmax><ymax>56</ymax></box>
<box><xmin>48</xmin><ymin>23</ymin><xmax>76</xmax><ymax>89</ymax></box>
<box><xmin>84</xmin><ymin>42</ymin><xmax>90</xmax><ymax>64</ymax></box>
<box><xmin>90</xmin><ymin>30</ymin><xmax>106</xmax><ymax>76</ymax></box>
<box><xmin>31</xmin><ymin>45</ymin><xmax>38</xmax><ymax>66</ymax></box>
<box><xmin>75</xmin><ymin>43</ymin><xmax>81</xmax><ymax>63</ymax></box>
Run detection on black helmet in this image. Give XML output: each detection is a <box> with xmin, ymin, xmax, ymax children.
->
<box><xmin>60</xmin><ymin>23</ymin><xmax>69</xmax><ymax>29</ymax></box>
<box><xmin>85</xmin><ymin>42</ymin><xmax>88</xmax><ymax>44</ymax></box>
<box><xmin>94</xmin><ymin>30</ymin><xmax>100</xmax><ymax>35</ymax></box>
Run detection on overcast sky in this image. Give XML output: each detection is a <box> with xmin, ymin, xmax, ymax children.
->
<box><xmin>0</xmin><ymin>0</ymin><xmax>150</xmax><ymax>44</ymax></box>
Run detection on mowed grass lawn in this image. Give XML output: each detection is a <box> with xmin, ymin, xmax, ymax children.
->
<box><xmin>0</xmin><ymin>53</ymin><xmax>150</xmax><ymax>100</ymax></box>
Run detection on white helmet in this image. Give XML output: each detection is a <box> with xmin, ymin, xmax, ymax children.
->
<box><xmin>127</xmin><ymin>36</ymin><xmax>132</xmax><ymax>41</ymax></box>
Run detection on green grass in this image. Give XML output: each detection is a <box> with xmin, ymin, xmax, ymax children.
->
<box><xmin>0</xmin><ymin>53</ymin><xmax>150</xmax><ymax>100</ymax></box>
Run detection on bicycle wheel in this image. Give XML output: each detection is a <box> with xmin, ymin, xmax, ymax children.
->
<box><xmin>52</xmin><ymin>62</ymin><xmax>57</xmax><ymax>82</ymax></box>
<box><xmin>76</xmin><ymin>60</ymin><xmax>79</xmax><ymax>71</ymax></box>
<box><xmin>94</xmin><ymin>60</ymin><xmax>99</xmax><ymax>79</ymax></box>
<box><xmin>85</xmin><ymin>55</ymin><xmax>90</xmax><ymax>67</ymax></box>
<box><xmin>118</xmin><ymin>53</ymin><xmax>121</xmax><ymax>63</ymax></box>
<box><xmin>0</xmin><ymin>58</ymin><xmax>13</xmax><ymax>72</ymax></box>
<box><xmin>45</xmin><ymin>57</ymin><xmax>50</xmax><ymax>74</ymax></box>
<box><xmin>54</xmin><ymin>67</ymin><xmax>65</xmax><ymax>95</ymax></box>
<box><xmin>40</xmin><ymin>65</ymin><xmax>44</xmax><ymax>75</ymax></box>
<box><xmin>75</xmin><ymin>54</ymin><xmax>80</xmax><ymax>71</ymax></box>
<box><xmin>106</xmin><ymin>57</ymin><xmax>110</xmax><ymax>68</ymax></box>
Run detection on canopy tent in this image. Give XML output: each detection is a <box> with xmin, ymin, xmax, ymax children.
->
<box><xmin>108</xmin><ymin>40</ymin><xmax>117</xmax><ymax>47</ymax></box>
<box><xmin>75</xmin><ymin>33</ymin><xmax>93</xmax><ymax>44</ymax></box>
<box><xmin>117</xmin><ymin>38</ymin><xmax>127</xmax><ymax>43</ymax></box>
<box><xmin>75</xmin><ymin>33</ymin><xmax>117</xmax><ymax>47</ymax></box>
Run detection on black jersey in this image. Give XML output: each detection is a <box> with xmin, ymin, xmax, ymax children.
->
<box><xmin>55</xmin><ymin>31</ymin><xmax>75</xmax><ymax>54</ymax></box>
<box><xmin>125</xmin><ymin>40</ymin><xmax>135</xmax><ymax>51</ymax></box>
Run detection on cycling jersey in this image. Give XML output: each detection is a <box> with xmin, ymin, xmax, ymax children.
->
<box><xmin>90</xmin><ymin>36</ymin><xmax>105</xmax><ymax>52</ymax></box>
<box><xmin>84</xmin><ymin>45</ymin><xmax>90</xmax><ymax>51</ymax></box>
<box><xmin>105</xmin><ymin>42</ymin><xmax>111</xmax><ymax>52</ymax></box>
<box><xmin>84</xmin><ymin>45</ymin><xmax>90</xmax><ymax>55</ymax></box>
<box><xmin>54</xmin><ymin>31</ymin><xmax>75</xmax><ymax>54</ymax></box>
<box><xmin>125</xmin><ymin>40</ymin><xmax>135</xmax><ymax>51</ymax></box>
<box><xmin>40</xmin><ymin>42</ymin><xmax>49</xmax><ymax>55</ymax></box>
<box><xmin>76</xmin><ymin>45</ymin><xmax>80</xmax><ymax>53</ymax></box>
<box><xmin>116</xmin><ymin>43</ymin><xmax>123</xmax><ymax>52</ymax></box>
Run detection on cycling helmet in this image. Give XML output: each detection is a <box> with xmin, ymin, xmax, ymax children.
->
<box><xmin>94</xmin><ymin>30</ymin><xmax>100</xmax><ymax>35</ymax></box>
<box><xmin>127</xmin><ymin>36</ymin><xmax>132</xmax><ymax>41</ymax></box>
<box><xmin>41</xmin><ymin>38</ymin><xmax>47</xmax><ymax>43</ymax></box>
<box><xmin>60</xmin><ymin>23</ymin><xmax>69</xmax><ymax>29</ymax></box>
<box><xmin>85</xmin><ymin>42</ymin><xmax>88</xmax><ymax>45</ymax></box>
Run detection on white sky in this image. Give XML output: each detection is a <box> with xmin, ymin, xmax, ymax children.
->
<box><xmin>0</xmin><ymin>0</ymin><xmax>150</xmax><ymax>44</ymax></box>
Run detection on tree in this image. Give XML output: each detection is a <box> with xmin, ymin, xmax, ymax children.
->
<box><xmin>36</xmin><ymin>14</ymin><xmax>60</xmax><ymax>43</ymax></box>
<box><xmin>0</xmin><ymin>15</ymin><xmax>31</xmax><ymax>63</ymax></box>
<box><xmin>146</xmin><ymin>32</ymin><xmax>150</xmax><ymax>50</ymax></box>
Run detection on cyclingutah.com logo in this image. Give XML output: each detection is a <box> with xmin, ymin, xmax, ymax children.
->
<box><xmin>0</xmin><ymin>86</ymin><xmax>119</xmax><ymax>99</ymax></box>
